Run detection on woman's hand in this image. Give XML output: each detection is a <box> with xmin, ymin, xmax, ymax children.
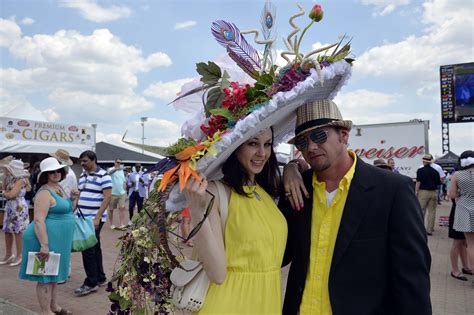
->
<box><xmin>183</xmin><ymin>176</ymin><xmax>209</xmax><ymax>216</ymax></box>
<box><xmin>37</xmin><ymin>244</ymin><xmax>50</xmax><ymax>262</ymax></box>
<box><xmin>70</xmin><ymin>189</ymin><xmax>79</xmax><ymax>201</ymax></box>
<box><xmin>283</xmin><ymin>162</ymin><xmax>309</xmax><ymax>211</ymax></box>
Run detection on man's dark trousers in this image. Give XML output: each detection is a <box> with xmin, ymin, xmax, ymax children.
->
<box><xmin>82</xmin><ymin>221</ymin><xmax>106</xmax><ymax>287</ymax></box>
<box><xmin>128</xmin><ymin>191</ymin><xmax>144</xmax><ymax>220</ymax></box>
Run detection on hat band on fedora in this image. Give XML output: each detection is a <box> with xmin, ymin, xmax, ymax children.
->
<box><xmin>295</xmin><ymin>118</ymin><xmax>339</xmax><ymax>136</ymax></box>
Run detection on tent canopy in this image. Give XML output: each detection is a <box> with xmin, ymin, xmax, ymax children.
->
<box><xmin>435</xmin><ymin>151</ymin><xmax>459</xmax><ymax>169</ymax></box>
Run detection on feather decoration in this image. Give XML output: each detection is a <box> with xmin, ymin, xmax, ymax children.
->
<box><xmin>121</xmin><ymin>131</ymin><xmax>169</xmax><ymax>156</ymax></box>
<box><xmin>211</xmin><ymin>20</ymin><xmax>261</xmax><ymax>74</ymax></box>
<box><xmin>260</xmin><ymin>0</ymin><xmax>277</xmax><ymax>71</ymax></box>
<box><xmin>145</xmin><ymin>157</ymin><xmax>179</xmax><ymax>175</ymax></box>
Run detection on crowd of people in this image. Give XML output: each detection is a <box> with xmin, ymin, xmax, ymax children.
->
<box><xmin>0</xmin><ymin>117</ymin><xmax>470</xmax><ymax>315</ymax></box>
<box><xmin>0</xmin><ymin>150</ymin><xmax>163</xmax><ymax>314</ymax></box>
<box><xmin>0</xmin><ymin>106</ymin><xmax>472</xmax><ymax>315</ymax></box>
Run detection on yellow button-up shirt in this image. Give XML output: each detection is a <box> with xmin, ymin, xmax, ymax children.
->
<box><xmin>299</xmin><ymin>151</ymin><xmax>357</xmax><ymax>315</ymax></box>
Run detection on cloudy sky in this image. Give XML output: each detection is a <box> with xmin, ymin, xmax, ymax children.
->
<box><xmin>1</xmin><ymin>0</ymin><xmax>473</xmax><ymax>157</ymax></box>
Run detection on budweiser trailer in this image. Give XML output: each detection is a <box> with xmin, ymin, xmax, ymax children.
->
<box><xmin>348</xmin><ymin>120</ymin><xmax>430</xmax><ymax>179</ymax></box>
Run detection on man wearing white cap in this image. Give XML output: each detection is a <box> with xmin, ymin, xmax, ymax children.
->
<box><xmin>280</xmin><ymin>100</ymin><xmax>431</xmax><ymax>315</ymax></box>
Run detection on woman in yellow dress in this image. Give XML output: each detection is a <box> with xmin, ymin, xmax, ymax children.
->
<box><xmin>184</xmin><ymin>127</ymin><xmax>287</xmax><ymax>314</ymax></box>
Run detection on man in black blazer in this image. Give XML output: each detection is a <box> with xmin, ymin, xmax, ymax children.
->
<box><xmin>280</xmin><ymin>100</ymin><xmax>431</xmax><ymax>314</ymax></box>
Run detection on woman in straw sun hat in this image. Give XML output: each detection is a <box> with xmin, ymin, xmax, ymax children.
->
<box><xmin>18</xmin><ymin>157</ymin><xmax>77</xmax><ymax>315</ymax></box>
<box><xmin>0</xmin><ymin>158</ymin><xmax>30</xmax><ymax>267</ymax></box>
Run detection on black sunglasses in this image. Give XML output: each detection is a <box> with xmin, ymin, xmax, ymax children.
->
<box><xmin>47</xmin><ymin>169</ymin><xmax>62</xmax><ymax>174</ymax></box>
<box><xmin>294</xmin><ymin>129</ymin><xmax>329</xmax><ymax>151</ymax></box>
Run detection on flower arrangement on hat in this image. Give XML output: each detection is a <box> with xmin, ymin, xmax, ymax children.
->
<box><xmin>111</xmin><ymin>2</ymin><xmax>354</xmax><ymax>313</ymax></box>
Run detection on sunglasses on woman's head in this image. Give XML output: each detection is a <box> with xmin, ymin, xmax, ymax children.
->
<box><xmin>294</xmin><ymin>129</ymin><xmax>329</xmax><ymax>151</ymax></box>
<box><xmin>47</xmin><ymin>170</ymin><xmax>61</xmax><ymax>174</ymax></box>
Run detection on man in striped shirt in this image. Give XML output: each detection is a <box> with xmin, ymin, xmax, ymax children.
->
<box><xmin>74</xmin><ymin>150</ymin><xmax>112</xmax><ymax>297</ymax></box>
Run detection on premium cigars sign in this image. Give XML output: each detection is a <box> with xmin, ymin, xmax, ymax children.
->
<box><xmin>0</xmin><ymin>117</ymin><xmax>94</xmax><ymax>147</ymax></box>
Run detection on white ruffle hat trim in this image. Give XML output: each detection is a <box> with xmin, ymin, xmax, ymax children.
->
<box><xmin>166</xmin><ymin>60</ymin><xmax>352</xmax><ymax>211</ymax></box>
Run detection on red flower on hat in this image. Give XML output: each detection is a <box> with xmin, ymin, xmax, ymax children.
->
<box><xmin>200</xmin><ymin>115</ymin><xmax>228</xmax><ymax>137</ymax></box>
<box><xmin>222</xmin><ymin>82</ymin><xmax>250</xmax><ymax>112</ymax></box>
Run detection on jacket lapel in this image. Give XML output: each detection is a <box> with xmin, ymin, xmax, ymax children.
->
<box><xmin>331</xmin><ymin>159</ymin><xmax>374</xmax><ymax>269</ymax></box>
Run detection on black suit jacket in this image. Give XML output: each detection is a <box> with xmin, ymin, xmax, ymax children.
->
<box><xmin>280</xmin><ymin>158</ymin><xmax>432</xmax><ymax>315</ymax></box>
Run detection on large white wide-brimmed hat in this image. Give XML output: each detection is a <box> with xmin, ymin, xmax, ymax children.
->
<box><xmin>37</xmin><ymin>157</ymin><xmax>67</xmax><ymax>180</ymax></box>
<box><xmin>0</xmin><ymin>158</ymin><xmax>29</xmax><ymax>178</ymax></box>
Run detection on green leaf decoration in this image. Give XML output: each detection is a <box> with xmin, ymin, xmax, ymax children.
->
<box><xmin>257</xmin><ymin>73</ymin><xmax>274</xmax><ymax>87</ymax></box>
<box><xmin>165</xmin><ymin>138</ymin><xmax>197</xmax><ymax>155</ymax></box>
<box><xmin>196</xmin><ymin>61</ymin><xmax>222</xmax><ymax>85</ymax></box>
<box><xmin>245</xmin><ymin>86</ymin><xmax>267</xmax><ymax>99</ymax></box>
<box><xmin>205</xmin><ymin>86</ymin><xmax>226</xmax><ymax>117</ymax></box>
<box><xmin>209</xmin><ymin>108</ymin><xmax>233</xmax><ymax>119</ymax></box>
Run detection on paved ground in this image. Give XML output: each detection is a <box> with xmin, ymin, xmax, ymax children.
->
<box><xmin>1</xmin><ymin>201</ymin><xmax>473</xmax><ymax>314</ymax></box>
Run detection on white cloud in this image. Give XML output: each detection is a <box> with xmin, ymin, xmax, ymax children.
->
<box><xmin>0</xmin><ymin>18</ymin><xmax>21</xmax><ymax>47</ymax></box>
<box><xmin>41</xmin><ymin>108</ymin><xmax>60</xmax><ymax>121</ymax></box>
<box><xmin>59</xmin><ymin>0</ymin><xmax>131</xmax><ymax>23</ymax></box>
<box><xmin>0</xmin><ymin>88</ymin><xmax>30</xmax><ymax>116</ymax></box>
<box><xmin>144</xmin><ymin>78</ymin><xmax>194</xmax><ymax>102</ymax></box>
<box><xmin>360</xmin><ymin>0</ymin><xmax>410</xmax><ymax>16</ymax></box>
<box><xmin>334</xmin><ymin>89</ymin><xmax>435</xmax><ymax>125</ymax></box>
<box><xmin>356</xmin><ymin>0</ymin><xmax>473</xmax><ymax>81</ymax></box>
<box><xmin>174</xmin><ymin>20</ymin><xmax>197</xmax><ymax>30</ymax></box>
<box><xmin>20</xmin><ymin>17</ymin><xmax>35</xmax><ymax>25</ymax></box>
<box><xmin>1</xmin><ymin>20</ymin><xmax>172</xmax><ymax>123</ymax></box>
<box><xmin>47</xmin><ymin>89</ymin><xmax>154</xmax><ymax>123</ymax></box>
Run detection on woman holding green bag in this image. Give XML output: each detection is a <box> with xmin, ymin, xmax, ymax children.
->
<box><xmin>19</xmin><ymin>157</ymin><xmax>78</xmax><ymax>315</ymax></box>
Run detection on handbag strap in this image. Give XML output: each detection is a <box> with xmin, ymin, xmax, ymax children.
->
<box><xmin>214</xmin><ymin>181</ymin><xmax>228</xmax><ymax>236</ymax></box>
<box><xmin>190</xmin><ymin>181</ymin><xmax>229</xmax><ymax>261</ymax></box>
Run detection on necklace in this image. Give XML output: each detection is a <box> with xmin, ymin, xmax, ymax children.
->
<box><xmin>246</xmin><ymin>185</ymin><xmax>261</xmax><ymax>201</ymax></box>
<box><xmin>46</xmin><ymin>184</ymin><xmax>64</xmax><ymax>197</ymax></box>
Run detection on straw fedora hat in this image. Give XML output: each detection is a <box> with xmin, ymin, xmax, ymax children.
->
<box><xmin>49</xmin><ymin>149</ymin><xmax>73</xmax><ymax>166</ymax></box>
<box><xmin>422</xmin><ymin>153</ymin><xmax>433</xmax><ymax>163</ymax></box>
<box><xmin>0</xmin><ymin>159</ymin><xmax>30</xmax><ymax>178</ymax></box>
<box><xmin>37</xmin><ymin>157</ymin><xmax>67</xmax><ymax>181</ymax></box>
<box><xmin>287</xmin><ymin>99</ymin><xmax>352</xmax><ymax>144</ymax></box>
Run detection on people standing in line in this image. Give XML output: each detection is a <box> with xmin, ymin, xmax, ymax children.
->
<box><xmin>74</xmin><ymin>150</ymin><xmax>112</xmax><ymax>297</ymax></box>
<box><xmin>49</xmin><ymin>149</ymin><xmax>77</xmax><ymax>199</ymax></box>
<box><xmin>416</xmin><ymin>154</ymin><xmax>442</xmax><ymax>235</ymax></box>
<box><xmin>449</xmin><ymin>150</ymin><xmax>474</xmax><ymax>282</ymax></box>
<box><xmin>107</xmin><ymin>159</ymin><xmax>127</xmax><ymax>230</ymax></box>
<box><xmin>387</xmin><ymin>158</ymin><xmax>400</xmax><ymax>174</ymax></box>
<box><xmin>0</xmin><ymin>159</ymin><xmax>30</xmax><ymax>267</ymax></box>
<box><xmin>127</xmin><ymin>163</ymin><xmax>149</xmax><ymax>223</ymax></box>
<box><xmin>281</xmin><ymin>100</ymin><xmax>431</xmax><ymax>315</ymax></box>
<box><xmin>18</xmin><ymin>157</ymin><xmax>78</xmax><ymax>315</ymax></box>
<box><xmin>184</xmin><ymin>127</ymin><xmax>286</xmax><ymax>313</ymax></box>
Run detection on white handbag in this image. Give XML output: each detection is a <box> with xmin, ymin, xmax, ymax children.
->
<box><xmin>170</xmin><ymin>181</ymin><xmax>228</xmax><ymax>312</ymax></box>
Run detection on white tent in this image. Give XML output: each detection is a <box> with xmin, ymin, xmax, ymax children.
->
<box><xmin>0</xmin><ymin>108</ymin><xmax>94</xmax><ymax>157</ymax></box>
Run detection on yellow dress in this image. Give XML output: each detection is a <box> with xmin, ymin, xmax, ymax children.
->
<box><xmin>197</xmin><ymin>185</ymin><xmax>287</xmax><ymax>314</ymax></box>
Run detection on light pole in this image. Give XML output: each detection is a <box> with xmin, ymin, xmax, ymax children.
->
<box><xmin>91</xmin><ymin>123</ymin><xmax>97</xmax><ymax>152</ymax></box>
<box><xmin>140</xmin><ymin>117</ymin><xmax>148</xmax><ymax>154</ymax></box>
